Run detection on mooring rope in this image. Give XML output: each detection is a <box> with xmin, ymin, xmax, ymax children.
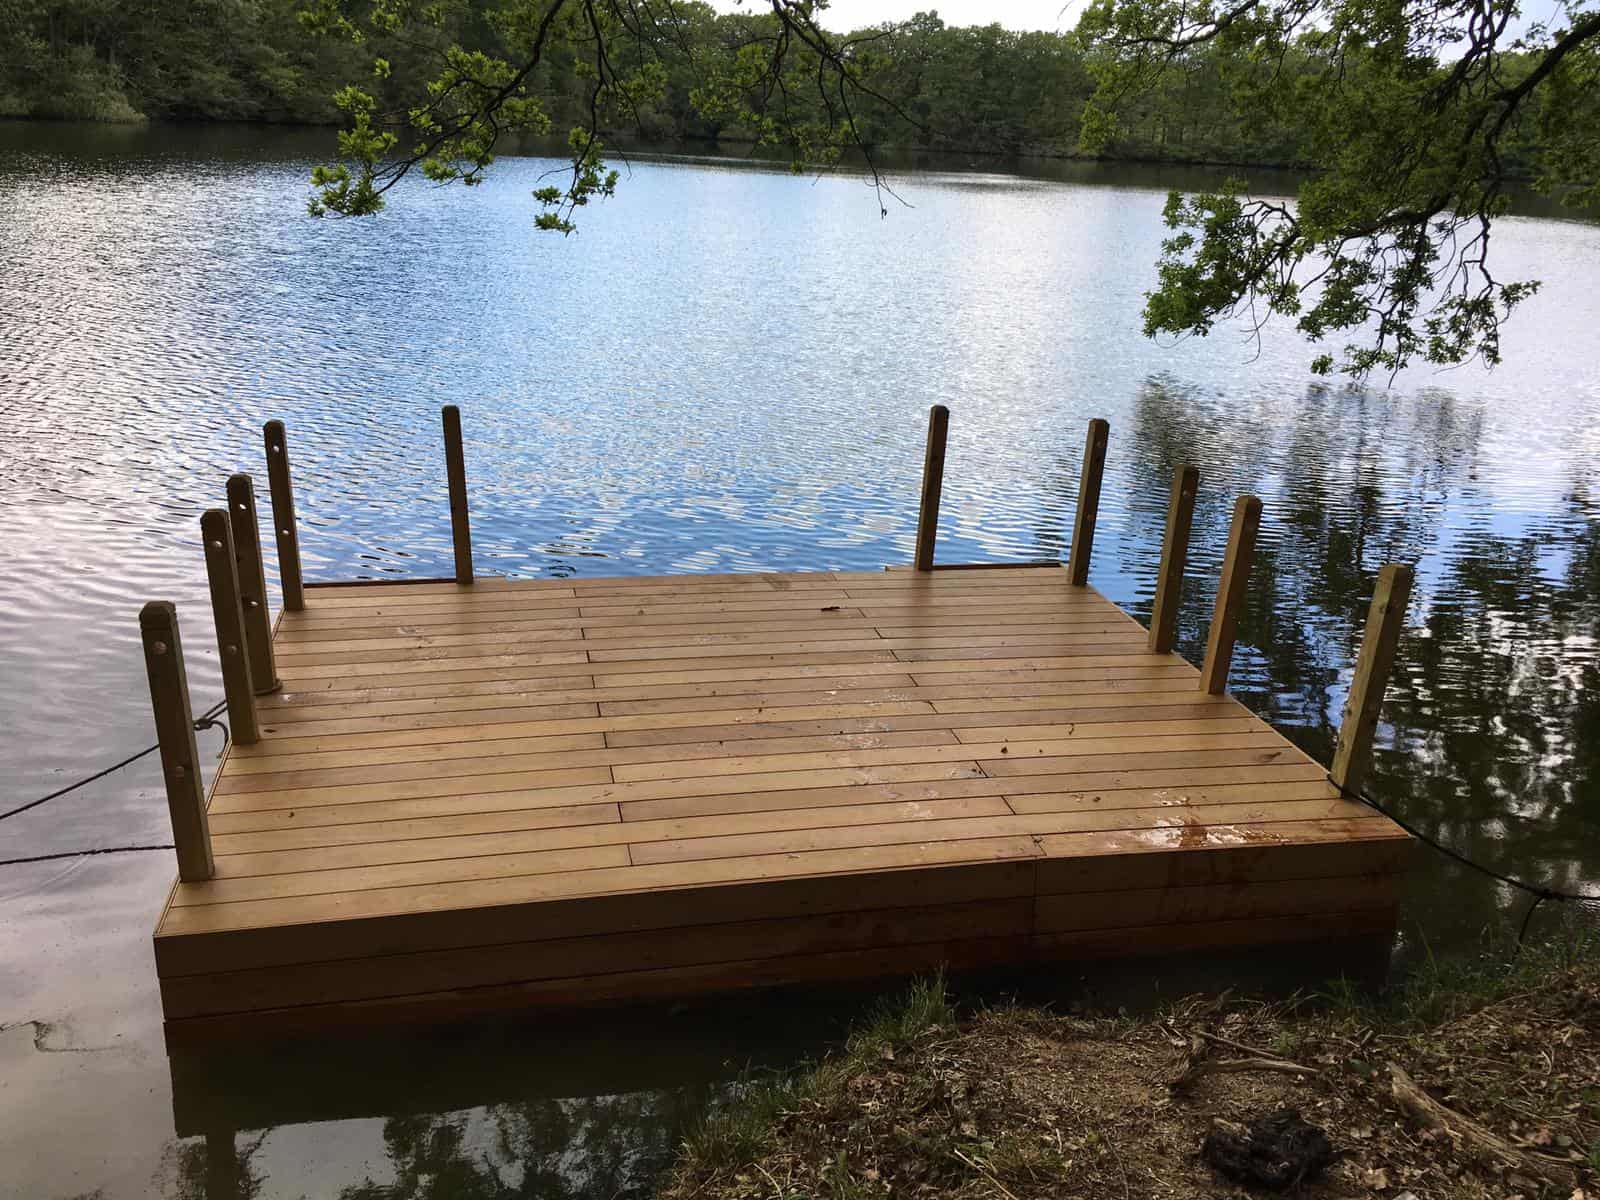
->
<box><xmin>1328</xmin><ymin>774</ymin><xmax>1600</xmax><ymax>945</ymax></box>
<box><xmin>0</xmin><ymin>844</ymin><xmax>179</xmax><ymax>868</ymax></box>
<box><xmin>4</xmin><ymin>708</ymin><xmax>1597</xmax><ymax>940</ymax></box>
<box><xmin>0</xmin><ymin>701</ymin><xmax>229</xmax><ymax>867</ymax></box>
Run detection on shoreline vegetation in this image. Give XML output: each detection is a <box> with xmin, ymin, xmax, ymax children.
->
<box><xmin>664</xmin><ymin>934</ymin><xmax>1600</xmax><ymax>1200</ymax></box>
<box><xmin>0</xmin><ymin>1</ymin><xmax>1467</xmax><ymax>175</ymax></box>
<box><xmin>0</xmin><ymin>112</ymin><xmax>1318</xmax><ymax>180</ymax></box>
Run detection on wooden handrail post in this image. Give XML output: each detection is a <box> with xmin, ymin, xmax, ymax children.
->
<box><xmin>262</xmin><ymin>420</ymin><xmax>304</xmax><ymax>612</ymax></box>
<box><xmin>1148</xmin><ymin>464</ymin><xmax>1199</xmax><ymax>655</ymax></box>
<box><xmin>201</xmin><ymin>509</ymin><xmax>260</xmax><ymax>746</ymax></box>
<box><xmin>1331</xmin><ymin>563</ymin><xmax>1414</xmax><ymax>795</ymax></box>
<box><xmin>226</xmin><ymin>473</ymin><xmax>280</xmax><ymax>695</ymax></box>
<box><xmin>442</xmin><ymin>405</ymin><xmax>474</xmax><ymax>584</ymax></box>
<box><xmin>1067</xmin><ymin>418</ymin><xmax>1109</xmax><ymax>586</ymax></box>
<box><xmin>138</xmin><ymin>601</ymin><xmax>214</xmax><ymax>882</ymax></box>
<box><xmin>206</xmin><ymin>1131</ymin><xmax>241</xmax><ymax>1200</ymax></box>
<box><xmin>1199</xmin><ymin>495</ymin><xmax>1263</xmax><ymax>694</ymax></box>
<box><xmin>913</xmin><ymin>404</ymin><xmax>949</xmax><ymax>572</ymax></box>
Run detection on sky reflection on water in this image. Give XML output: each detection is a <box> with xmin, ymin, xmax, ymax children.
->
<box><xmin>1</xmin><ymin>122</ymin><xmax>1598</xmax><ymax>1198</ymax></box>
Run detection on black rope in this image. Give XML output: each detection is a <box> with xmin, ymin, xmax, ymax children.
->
<box><xmin>1</xmin><ymin>743</ymin><xmax>162</xmax><ymax>823</ymax></box>
<box><xmin>1</xmin><ymin>702</ymin><xmax>230</xmax><ymax>869</ymax></box>
<box><xmin>1518</xmin><ymin>892</ymin><xmax>1548</xmax><ymax>946</ymax></box>
<box><xmin>2</xmin><ymin>700</ymin><xmax>227</xmax><ymax>824</ymax></box>
<box><xmin>1329</xmin><ymin>773</ymin><xmax>1600</xmax><ymax>944</ymax></box>
<box><xmin>193</xmin><ymin>712</ymin><xmax>229</xmax><ymax>745</ymax></box>
<box><xmin>0</xmin><ymin>844</ymin><xmax>177</xmax><ymax>868</ymax></box>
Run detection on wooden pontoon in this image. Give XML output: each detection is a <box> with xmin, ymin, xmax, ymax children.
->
<box><xmin>141</xmin><ymin>407</ymin><xmax>1412</xmax><ymax>1041</ymax></box>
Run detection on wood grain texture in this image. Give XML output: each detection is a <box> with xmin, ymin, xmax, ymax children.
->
<box><xmin>226</xmin><ymin>473</ymin><xmax>280</xmax><ymax>694</ymax></box>
<box><xmin>261</xmin><ymin>420</ymin><xmax>304</xmax><ymax>612</ymax></box>
<box><xmin>140</xmin><ymin>601</ymin><xmax>214</xmax><ymax>883</ymax></box>
<box><xmin>442</xmin><ymin>405</ymin><xmax>473</xmax><ymax>584</ymax></box>
<box><xmin>1149</xmin><ymin>465</ymin><xmax>1200</xmax><ymax>655</ymax></box>
<box><xmin>1067</xmin><ymin>418</ymin><xmax>1109</xmax><ymax>586</ymax></box>
<box><xmin>153</xmin><ymin>565</ymin><xmax>1409</xmax><ymax>1037</ymax></box>
<box><xmin>1331</xmin><ymin>563</ymin><xmax>1415</xmax><ymax>794</ymax></box>
<box><xmin>201</xmin><ymin>509</ymin><xmax>260</xmax><ymax>745</ymax></box>
<box><xmin>914</xmin><ymin>404</ymin><xmax>949</xmax><ymax>571</ymax></box>
<box><xmin>1200</xmin><ymin>494</ymin><xmax>1262</xmax><ymax>695</ymax></box>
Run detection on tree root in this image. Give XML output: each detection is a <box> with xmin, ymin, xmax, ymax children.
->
<box><xmin>1169</xmin><ymin>1032</ymin><xmax>1316</xmax><ymax>1091</ymax></box>
<box><xmin>1388</xmin><ymin>1063</ymin><xmax>1579</xmax><ymax>1190</ymax></box>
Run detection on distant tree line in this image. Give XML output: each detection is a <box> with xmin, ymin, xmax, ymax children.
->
<box><xmin>0</xmin><ymin>0</ymin><xmax>356</xmax><ymax>123</ymax></box>
<box><xmin>0</xmin><ymin>0</ymin><xmax>1360</xmax><ymax>168</ymax></box>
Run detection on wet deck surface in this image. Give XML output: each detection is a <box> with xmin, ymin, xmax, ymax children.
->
<box><xmin>153</xmin><ymin>565</ymin><xmax>1408</xmax><ymax>1038</ymax></box>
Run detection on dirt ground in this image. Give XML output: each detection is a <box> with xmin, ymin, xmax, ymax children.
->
<box><xmin>663</xmin><ymin>957</ymin><xmax>1600</xmax><ymax>1200</ymax></box>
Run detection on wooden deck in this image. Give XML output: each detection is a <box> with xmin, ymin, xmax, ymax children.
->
<box><xmin>152</xmin><ymin>564</ymin><xmax>1409</xmax><ymax>1040</ymax></box>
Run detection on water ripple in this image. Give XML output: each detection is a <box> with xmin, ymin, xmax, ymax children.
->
<box><xmin>2</xmin><ymin>122</ymin><xmax>1600</xmax><ymax>1197</ymax></box>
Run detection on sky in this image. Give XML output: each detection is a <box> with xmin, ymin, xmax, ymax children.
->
<box><xmin>711</xmin><ymin>0</ymin><xmax>1087</xmax><ymax>33</ymax></box>
<box><xmin>710</xmin><ymin>0</ymin><xmax>1572</xmax><ymax>37</ymax></box>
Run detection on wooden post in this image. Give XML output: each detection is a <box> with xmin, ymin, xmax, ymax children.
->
<box><xmin>206</xmin><ymin>1130</ymin><xmax>242</xmax><ymax>1200</ymax></box>
<box><xmin>201</xmin><ymin>510</ymin><xmax>260</xmax><ymax>746</ymax></box>
<box><xmin>1331</xmin><ymin>563</ymin><xmax>1414</xmax><ymax>795</ymax></box>
<box><xmin>1199</xmin><ymin>495</ymin><xmax>1263</xmax><ymax>694</ymax></box>
<box><xmin>138</xmin><ymin>602</ymin><xmax>213</xmax><ymax>882</ymax></box>
<box><xmin>1148</xmin><ymin>464</ymin><xmax>1199</xmax><ymax>655</ymax></box>
<box><xmin>226</xmin><ymin>474</ymin><xmax>279</xmax><ymax>695</ymax></box>
<box><xmin>262</xmin><ymin>420</ymin><xmax>304</xmax><ymax>612</ymax></box>
<box><xmin>1067</xmin><ymin>418</ymin><xmax>1109</xmax><ymax>586</ymax></box>
<box><xmin>442</xmin><ymin>405</ymin><xmax>474</xmax><ymax>584</ymax></box>
<box><xmin>913</xmin><ymin>404</ymin><xmax>949</xmax><ymax>572</ymax></box>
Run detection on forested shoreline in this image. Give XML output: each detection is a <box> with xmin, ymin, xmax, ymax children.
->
<box><xmin>0</xmin><ymin>0</ymin><xmax>1314</xmax><ymax>167</ymax></box>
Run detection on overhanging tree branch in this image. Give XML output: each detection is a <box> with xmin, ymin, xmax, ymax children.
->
<box><xmin>1083</xmin><ymin>0</ymin><xmax>1600</xmax><ymax>375</ymax></box>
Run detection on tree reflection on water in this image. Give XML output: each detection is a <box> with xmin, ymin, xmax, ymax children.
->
<box><xmin>1118</xmin><ymin>378</ymin><xmax>1600</xmax><ymax>944</ymax></box>
<box><xmin>161</xmin><ymin>377</ymin><xmax>1600</xmax><ymax>1200</ymax></box>
<box><xmin>336</xmin><ymin>1092</ymin><xmax>704</xmax><ymax>1200</ymax></box>
<box><xmin>155</xmin><ymin>993</ymin><xmax>839</xmax><ymax>1200</ymax></box>
<box><xmin>159</xmin><ymin>1086</ymin><xmax>713</xmax><ymax>1200</ymax></box>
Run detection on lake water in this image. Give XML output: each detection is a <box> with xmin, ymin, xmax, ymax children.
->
<box><xmin>2</xmin><ymin>121</ymin><xmax>1598</xmax><ymax>1198</ymax></box>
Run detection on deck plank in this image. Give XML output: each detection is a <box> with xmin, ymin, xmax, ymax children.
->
<box><xmin>199</xmin><ymin>795</ymin><xmax>1361</xmax><ymax>895</ymax></box>
<box><xmin>154</xmin><ymin>566</ymin><xmax>1409</xmax><ymax>1037</ymax></box>
<box><xmin>273</xmin><ymin>611</ymin><xmax>1133</xmax><ymax>655</ymax></box>
<box><xmin>209</xmin><ymin>796</ymin><xmax>1013</xmax><ymax>866</ymax></box>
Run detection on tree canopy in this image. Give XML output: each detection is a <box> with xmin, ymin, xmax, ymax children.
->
<box><xmin>1078</xmin><ymin>0</ymin><xmax>1600</xmax><ymax>374</ymax></box>
<box><xmin>290</xmin><ymin>0</ymin><xmax>1596</xmax><ymax>375</ymax></box>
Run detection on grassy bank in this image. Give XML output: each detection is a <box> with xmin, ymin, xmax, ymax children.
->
<box><xmin>664</xmin><ymin>936</ymin><xmax>1600</xmax><ymax>1199</ymax></box>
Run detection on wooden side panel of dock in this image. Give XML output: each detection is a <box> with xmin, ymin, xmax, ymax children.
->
<box><xmin>152</xmin><ymin>566</ymin><xmax>1408</xmax><ymax>1040</ymax></box>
